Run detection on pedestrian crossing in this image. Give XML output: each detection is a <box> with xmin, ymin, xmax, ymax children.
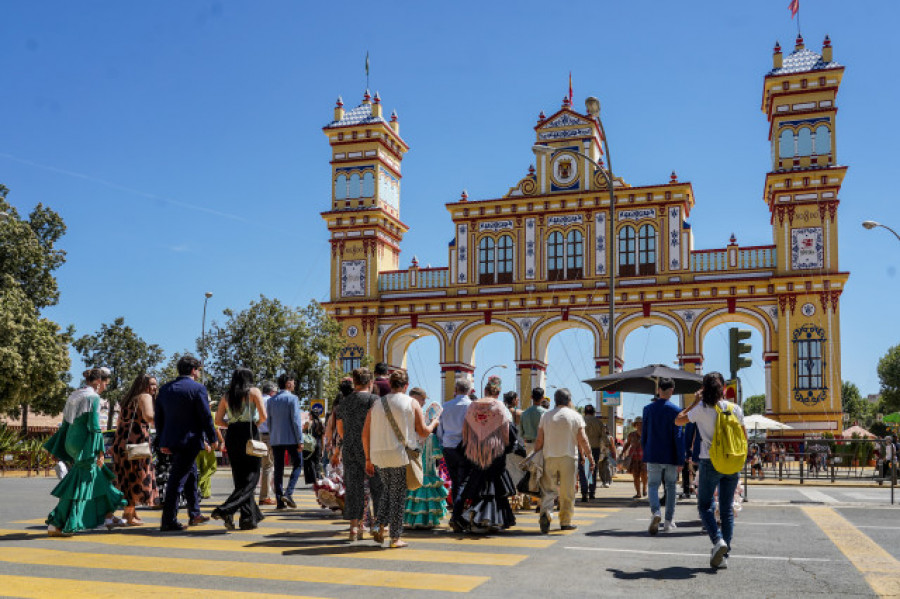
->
<box><xmin>2</xmin><ymin>496</ymin><xmax>621</xmax><ymax>598</ymax></box>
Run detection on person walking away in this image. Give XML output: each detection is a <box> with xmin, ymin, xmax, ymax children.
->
<box><xmin>373</xmin><ymin>362</ymin><xmax>391</xmax><ymax>397</ymax></box>
<box><xmin>256</xmin><ymin>381</ymin><xmax>278</xmax><ymax>506</ymax></box>
<box><xmin>112</xmin><ymin>373</ymin><xmax>159</xmax><ymax>525</ymax></box>
<box><xmin>680</xmin><ymin>421</ymin><xmax>701</xmax><ymax>499</ymax></box>
<box><xmin>197</xmin><ymin>419</ymin><xmax>224</xmax><ymax>500</ymax></box>
<box><xmin>534</xmin><ymin>388</ymin><xmax>593</xmax><ymax>533</ymax></box>
<box><xmin>364</xmin><ymin>372</ymin><xmax>438</xmax><ymax>547</ymax></box>
<box><xmin>44</xmin><ymin>368</ymin><xmax>127</xmax><ymax>536</ymax></box>
<box><xmin>579</xmin><ymin>405</ymin><xmax>608</xmax><ymax>501</ymax></box>
<box><xmin>323</xmin><ymin>377</ymin><xmax>352</xmax><ymax>472</ymax></box>
<box><xmin>212</xmin><ymin>367</ymin><xmax>268</xmax><ymax>530</ymax></box>
<box><xmin>267</xmin><ymin>373</ymin><xmax>304</xmax><ymax>509</ymax></box>
<box><xmin>404</xmin><ymin>388</ymin><xmax>448</xmax><ymax>528</ymax></box>
<box><xmin>304</xmin><ymin>410</ymin><xmax>325</xmax><ymax>484</ymax></box>
<box><xmin>642</xmin><ymin>378</ymin><xmax>685</xmax><ymax>535</ymax></box>
<box><xmin>336</xmin><ymin>367</ymin><xmax>383</xmax><ymax>541</ymax></box>
<box><xmin>675</xmin><ymin>372</ymin><xmax>747</xmax><ymax>569</ymax></box>
<box><xmin>520</xmin><ymin>388</ymin><xmax>547</xmax><ymax>454</ymax></box>
<box><xmin>155</xmin><ymin>356</ymin><xmax>218</xmax><ymax>532</ymax></box>
<box><xmin>623</xmin><ymin>417</ymin><xmax>647</xmax><ymax>498</ymax></box>
<box><xmin>436</xmin><ymin>378</ymin><xmax>473</xmax><ymax>507</ymax></box>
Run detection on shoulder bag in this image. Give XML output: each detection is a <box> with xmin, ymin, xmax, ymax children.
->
<box><xmin>380</xmin><ymin>396</ymin><xmax>423</xmax><ymax>490</ymax></box>
<box><xmin>244</xmin><ymin>399</ymin><xmax>268</xmax><ymax>458</ymax></box>
<box><xmin>125</xmin><ymin>399</ymin><xmax>152</xmax><ymax>460</ymax></box>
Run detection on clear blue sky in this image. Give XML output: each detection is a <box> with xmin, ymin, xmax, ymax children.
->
<box><xmin>2</xmin><ymin>1</ymin><xmax>899</xmax><ymax>421</ymax></box>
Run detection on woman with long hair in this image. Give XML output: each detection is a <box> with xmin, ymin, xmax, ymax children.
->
<box><xmin>622</xmin><ymin>417</ymin><xmax>647</xmax><ymax>499</ymax></box>
<box><xmin>44</xmin><ymin>368</ymin><xmax>127</xmax><ymax>536</ymax></box>
<box><xmin>112</xmin><ymin>373</ymin><xmax>159</xmax><ymax>525</ymax></box>
<box><xmin>403</xmin><ymin>389</ymin><xmax>448</xmax><ymax>529</ymax></box>
<box><xmin>675</xmin><ymin>372</ymin><xmax>747</xmax><ymax>569</ymax></box>
<box><xmin>448</xmin><ymin>376</ymin><xmax>517</xmax><ymax>533</ymax></box>
<box><xmin>212</xmin><ymin>367</ymin><xmax>267</xmax><ymax>530</ymax></box>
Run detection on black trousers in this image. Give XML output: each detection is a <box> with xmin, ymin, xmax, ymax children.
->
<box><xmin>578</xmin><ymin>447</ymin><xmax>603</xmax><ymax>497</ymax></box>
<box><xmin>273</xmin><ymin>444</ymin><xmax>302</xmax><ymax>504</ymax></box>
<box><xmin>217</xmin><ymin>423</ymin><xmax>264</xmax><ymax>527</ymax></box>
<box><xmin>161</xmin><ymin>445</ymin><xmax>201</xmax><ymax>527</ymax></box>
<box><xmin>442</xmin><ymin>446</ymin><xmax>467</xmax><ymax>505</ymax></box>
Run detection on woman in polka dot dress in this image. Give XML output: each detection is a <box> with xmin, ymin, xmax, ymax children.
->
<box><xmin>112</xmin><ymin>374</ymin><xmax>160</xmax><ymax>525</ymax></box>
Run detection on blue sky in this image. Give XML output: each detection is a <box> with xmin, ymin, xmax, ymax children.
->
<box><xmin>2</xmin><ymin>1</ymin><xmax>899</xmax><ymax>420</ymax></box>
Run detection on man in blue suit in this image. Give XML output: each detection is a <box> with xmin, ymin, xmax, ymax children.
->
<box><xmin>156</xmin><ymin>355</ymin><xmax>218</xmax><ymax>531</ymax></box>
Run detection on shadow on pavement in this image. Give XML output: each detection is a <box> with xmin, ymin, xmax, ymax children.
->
<box><xmin>281</xmin><ymin>544</ymin><xmax>387</xmax><ymax>557</ymax></box>
<box><xmin>607</xmin><ymin>566</ymin><xmax>712</xmax><ymax>580</ymax></box>
<box><xmin>586</xmin><ymin>529</ymin><xmax>702</xmax><ymax>538</ymax></box>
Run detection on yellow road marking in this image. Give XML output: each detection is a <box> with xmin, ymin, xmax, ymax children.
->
<box><xmin>0</xmin><ymin>547</ymin><xmax>487</xmax><ymax>593</ymax></box>
<box><xmin>0</xmin><ymin>574</ymin><xmax>326</xmax><ymax>599</ymax></box>
<box><xmin>802</xmin><ymin>506</ymin><xmax>900</xmax><ymax>598</ymax></box>
<box><xmin>0</xmin><ymin>529</ymin><xmax>526</xmax><ymax>566</ymax></box>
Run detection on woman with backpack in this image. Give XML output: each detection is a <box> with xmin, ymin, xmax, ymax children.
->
<box><xmin>675</xmin><ymin>372</ymin><xmax>747</xmax><ymax>570</ymax></box>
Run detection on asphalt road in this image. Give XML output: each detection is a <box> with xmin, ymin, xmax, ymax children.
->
<box><xmin>0</xmin><ymin>473</ymin><xmax>897</xmax><ymax>598</ymax></box>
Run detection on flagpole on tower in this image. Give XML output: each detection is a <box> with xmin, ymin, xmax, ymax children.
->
<box><xmin>789</xmin><ymin>0</ymin><xmax>801</xmax><ymax>35</ymax></box>
<box><xmin>365</xmin><ymin>51</ymin><xmax>370</xmax><ymax>90</ymax></box>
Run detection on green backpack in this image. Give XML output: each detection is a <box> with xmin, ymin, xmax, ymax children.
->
<box><xmin>710</xmin><ymin>401</ymin><xmax>748</xmax><ymax>474</ymax></box>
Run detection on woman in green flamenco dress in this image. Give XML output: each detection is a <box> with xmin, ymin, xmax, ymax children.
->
<box><xmin>403</xmin><ymin>390</ymin><xmax>448</xmax><ymax>529</ymax></box>
<box><xmin>43</xmin><ymin>367</ymin><xmax>127</xmax><ymax>537</ymax></box>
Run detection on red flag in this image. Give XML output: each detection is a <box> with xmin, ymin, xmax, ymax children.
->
<box><xmin>568</xmin><ymin>72</ymin><xmax>573</xmax><ymax>105</ymax></box>
<box><xmin>788</xmin><ymin>0</ymin><xmax>799</xmax><ymax>18</ymax></box>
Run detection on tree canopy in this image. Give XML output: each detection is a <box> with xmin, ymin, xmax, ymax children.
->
<box><xmin>200</xmin><ymin>296</ymin><xmax>344</xmax><ymax>403</ymax></box>
<box><xmin>0</xmin><ymin>185</ymin><xmax>72</xmax><ymax>422</ymax></box>
<box><xmin>876</xmin><ymin>344</ymin><xmax>900</xmax><ymax>413</ymax></box>
<box><xmin>73</xmin><ymin>317</ymin><xmax>165</xmax><ymax>428</ymax></box>
<box><xmin>742</xmin><ymin>394</ymin><xmax>765</xmax><ymax>415</ymax></box>
<box><xmin>841</xmin><ymin>380</ymin><xmax>875</xmax><ymax>427</ymax></box>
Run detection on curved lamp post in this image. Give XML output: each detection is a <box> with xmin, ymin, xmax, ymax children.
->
<box><xmin>480</xmin><ymin>364</ymin><xmax>508</xmax><ymax>394</ymax></box>
<box><xmin>533</xmin><ymin>95</ymin><xmax>617</xmax><ymax>437</ymax></box>
<box><xmin>863</xmin><ymin>220</ymin><xmax>900</xmax><ymax>243</ymax></box>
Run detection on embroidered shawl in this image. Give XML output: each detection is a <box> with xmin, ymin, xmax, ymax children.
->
<box><xmin>462</xmin><ymin>399</ymin><xmax>510</xmax><ymax>469</ymax></box>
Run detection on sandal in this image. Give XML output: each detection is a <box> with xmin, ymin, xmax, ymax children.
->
<box><xmin>632</xmin><ymin>494</ymin><xmax>641</xmax><ymax>499</ymax></box>
<box><xmin>372</xmin><ymin>525</ymin><xmax>385</xmax><ymax>544</ymax></box>
<box><xmin>389</xmin><ymin>539</ymin><xmax>408</xmax><ymax>549</ymax></box>
<box><xmin>348</xmin><ymin>527</ymin><xmax>359</xmax><ymax>542</ymax></box>
<box><xmin>47</xmin><ymin>525</ymin><xmax>72</xmax><ymax>538</ymax></box>
<box><xmin>104</xmin><ymin>516</ymin><xmax>127</xmax><ymax>530</ymax></box>
<box><xmin>126</xmin><ymin>517</ymin><xmax>144</xmax><ymax>526</ymax></box>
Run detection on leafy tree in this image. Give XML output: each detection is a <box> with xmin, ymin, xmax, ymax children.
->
<box><xmin>742</xmin><ymin>394</ymin><xmax>765</xmax><ymax>415</ymax></box>
<box><xmin>0</xmin><ymin>185</ymin><xmax>72</xmax><ymax>427</ymax></box>
<box><xmin>73</xmin><ymin>317</ymin><xmax>165</xmax><ymax>429</ymax></box>
<box><xmin>841</xmin><ymin>381</ymin><xmax>874</xmax><ymax>427</ymax></box>
<box><xmin>201</xmin><ymin>296</ymin><xmax>345</xmax><ymax>404</ymax></box>
<box><xmin>876</xmin><ymin>344</ymin><xmax>900</xmax><ymax>413</ymax></box>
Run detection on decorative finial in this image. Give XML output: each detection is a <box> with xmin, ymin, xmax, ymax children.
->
<box><xmin>363</xmin><ymin>88</ymin><xmax>371</xmax><ymax>102</ymax></box>
<box><xmin>670</xmin><ymin>170</ymin><xmax>678</xmax><ymax>183</ymax></box>
<box><xmin>411</xmin><ymin>255</ymin><xmax>419</xmax><ymax>267</ymax></box>
<box><xmin>730</xmin><ymin>233</ymin><xmax>737</xmax><ymax>244</ymax></box>
<box><xmin>336</xmin><ymin>96</ymin><xmax>344</xmax><ymax>107</ymax></box>
<box><xmin>373</xmin><ymin>91</ymin><xmax>381</xmax><ymax>104</ymax></box>
<box><xmin>823</xmin><ymin>35</ymin><xmax>831</xmax><ymax>48</ymax></box>
<box><xmin>528</xmin><ymin>164</ymin><xmax>535</xmax><ymax>175</ymax></box>
<box><xmin>538</xmin><ymin>111</ymin><xmax>546</xmax><ymax>122</ymax></box>
<box><xmin>774</xmin><ymin>41</ymin><xmax>781</xmax><ymax>53</ymax></box>
<box><xmin>390</xmin><ymin>110</ymin><xmax>398</xmax><ymax>122</ymax></box>
<box><xmin>562</xmin><ymin>96</ymin><xmax>570</xmax><ymax>108</ymax></box>
<box><xmin>795</xmin><ymin>33</ymin><xmax>804</xmax><ymax>50</ymax></box>
<box><xmin>460</xmin><ymin>189</ymin><xmax>468</xmax><ymax>202</ymax></box>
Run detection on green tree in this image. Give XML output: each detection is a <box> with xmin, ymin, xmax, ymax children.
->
<box><xmin>743</xmin><ymin>394</ymin><xmax>765</xmax><ymax>415</ymax></box>
<box><xmin>73</xmin><ymin>317</ymin><xmax>165</xmax><ymax>429</ymax></box>
<box><xmin>876</xmin><ymin>344</ymin><xmax>900</xmax><ymax>413</ymax></box>
<box><xmin>201</xmin><ymin>296</ymin><xmax>345</xmax><ymax>404</ymax></box>
<box><xmin>0</xmin><ymin>185</ymin><xmax>72</xmax><ymax>427</ymax></box>
<box><xmin>841</xmin><ymin>381</ymin><xmax>874</xmax><ymax>427</ymax></box>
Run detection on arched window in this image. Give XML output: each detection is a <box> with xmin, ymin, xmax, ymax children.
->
<box><xmin>638</xmin><ymin>224</ymin><xmax>656</xmax><ymax>275</ymax></box>
<box><xmin>349</xmin><ymin>173</ymin><xmax>361</xmax><ymax>199</ymax></box>
<box><xmin>547</xmin><ymin>231</ymin><xmax>565</xmax><ymax>281</ymax></box>
<box><xmin>335</xmin><ymin>174</ymin><xmax>347</xmax><ymax>200</ymax></box>
<box><xmin>497</xmin><ymin>234</ymin><xmax>514</xmax><ymax>284</ymax></box>
<box><xmin>779</xmin><ymin>129</ymin><xmax>794</xmax><ymax>159</ymax></box>
<box><xmin>618</xmin><ymin>225</ymin><xmax>636</xmax><ymax>277</ymax></box>
<box><xmin>478</xmin><ymin>237</ymin><xmax>496</xmax><ymax>285</ymax></box>
<box><xmin>797</xmin><ymin>127</ymin><xmax>813</xmax><ymax>156</ymax></box>
<box><xmin>361</xmin><ymin>171</ymin><xmax>375</xmax><ymax>197</ymax></box>
<box><xmin>566</xmin><ymin>231</ymin><xmax>584</xmax><ymax>280</ymax></box>
<box><xmin>814</xmin><ymin>125</ymin><xmax>831</xmax><ymax>156</ymax></box>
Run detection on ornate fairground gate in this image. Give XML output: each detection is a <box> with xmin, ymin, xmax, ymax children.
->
<box><xmin>322</xmin><ymin>36</ymin><xmax>848</xmax><ymax>433</ymax></box>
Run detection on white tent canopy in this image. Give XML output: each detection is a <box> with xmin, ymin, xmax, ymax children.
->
<box><xmin>744</xmin><ymin>414</ymin><xmax>793</xmax><ymax>431</ymax></box>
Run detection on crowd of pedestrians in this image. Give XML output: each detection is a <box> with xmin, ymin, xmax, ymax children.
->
<box><xmin>41</xmin><ymin>358</ymin><xmax>750</xmax><ymax>570</ymax></box>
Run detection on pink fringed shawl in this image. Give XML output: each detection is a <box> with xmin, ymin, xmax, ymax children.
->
<box><xmin>462</xmin><ymin>399</ymin><xmax>510</xmax><ymax>469</ymax></box>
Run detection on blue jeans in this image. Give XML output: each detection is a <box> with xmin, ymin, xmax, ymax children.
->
<box><xmin>697</xmin><ymin>458</ymin><xmax>740</xmax><ymax>548</ymax></box>
<box><xmin>647</xmin><ymin>463</ymin><xmax>679</xmax><ymax>522</ymax></box>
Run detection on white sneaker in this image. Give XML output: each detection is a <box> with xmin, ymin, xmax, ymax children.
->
<box><xmin>719</xmin><ymin>556</ymin><xmax>728</xmax><ymax>569</ymax></box>
<box><xmin>710</xmin><ymin>538</ymin><xmax>728</xmax><ymax>568</ymax></box>
<box><xmin>662</xmin><ymin>520</ymin><xmax>677</xmax><ymax>533</ymax></box>
<box><xmin>649</xmin><ymin>512</ymin><xmax>661</xmax><ymax>535</ymax></box>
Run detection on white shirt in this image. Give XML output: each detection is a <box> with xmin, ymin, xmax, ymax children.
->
<box><xmin>539</xmin><ymin>406</ymin><xmax>586</xmax><ymax>459</ymax></box>
<box><xmin>687</xmin><ymin>400</ymin><xmax>745</xmax><ymax>460</ymax></box>
<box><xmin>369</xmin><ymin>392</ymin><xmax>417</xmax><ymax>468</ymax></box>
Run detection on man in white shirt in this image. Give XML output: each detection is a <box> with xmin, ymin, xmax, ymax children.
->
<box><xmin>535</xmin><ymin>388</ymin><xmax>593</xmax><ymax>533</ymax></box>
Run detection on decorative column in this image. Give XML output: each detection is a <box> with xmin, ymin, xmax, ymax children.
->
<box><xmin>515</xmin><ymin>360</ymin><xmax>547</xmax><ymax>408</ymax></box>
<box><xmin>440</xmin><ymin>362</ymin><xmax>474</xmax><ymax>403</ymax></box>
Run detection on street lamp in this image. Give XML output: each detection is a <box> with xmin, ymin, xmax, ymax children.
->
<box><xmin>480</xmin><ymin>364</ymin><xmax>508</xmax><ymax>394</ymax></box>
<box><xmin>862</xmin><ymin>220</ymin><xmax>900</xmax><ymax>243</ymax></box>
<box><xmin>533</xmin><ymin>94</ymin><xmax>617</xmax><ymax>438</ymax></box>
<box><xmin>201</xmin><ymin>292</ymin><xmax>213</xmax><ymax>378</ymax></box>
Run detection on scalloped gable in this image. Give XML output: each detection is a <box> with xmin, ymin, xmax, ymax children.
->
<box><xmin>535</xmin><ymin>108</ymin><xmax>591</xmax><ymax>131</ymax></box>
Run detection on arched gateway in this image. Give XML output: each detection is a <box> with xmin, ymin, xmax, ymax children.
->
<box><xmin>322</xmin><ymin>37</ymin><xmax>848</xmax><ymax>434</ymax></box>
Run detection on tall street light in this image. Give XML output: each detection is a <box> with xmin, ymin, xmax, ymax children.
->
<box><xmin>533</xmin><ymin>94</ymin><xmax>617</xmax><ymax>438</ymax></box>
<box><xmin>480</xmin><ymin>364</ymin><xmax>508</xmax><ymax>395</ymax></box>
<box><xmin>863</xmin><ymin>220</ymin><xmax>900</xmax><ymax>243</ymax></box>
<box><xmin>201</xmin><ymin>292</ymin><xmax>213</xmax><ymax>379</ymax></box>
